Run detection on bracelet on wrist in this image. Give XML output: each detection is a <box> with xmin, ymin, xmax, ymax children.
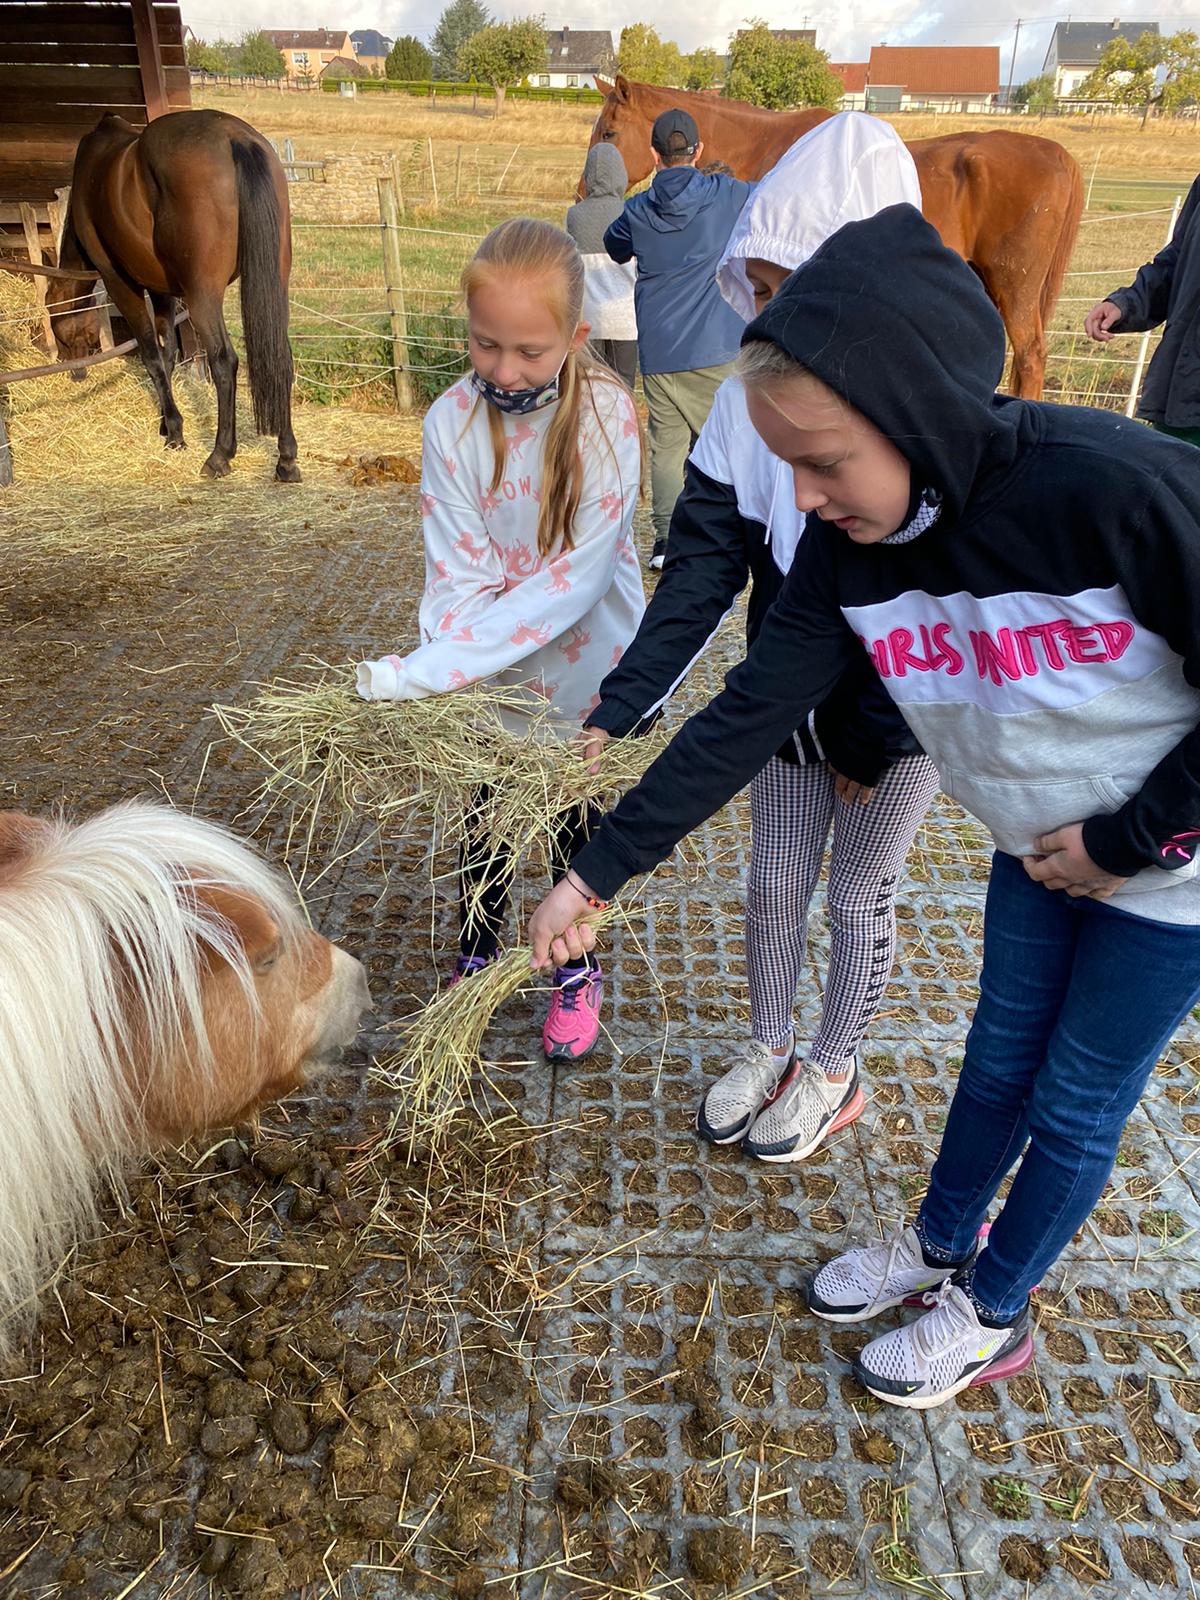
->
<box><xmin>565</xmin><ymin>870</ymin><xmax>608</xmax><ymax>911</ymax></box>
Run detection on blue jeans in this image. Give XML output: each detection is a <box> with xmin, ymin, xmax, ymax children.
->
<box><xmin>918</xmin><ymin>850</ymin><xmax>1200</xmax><ymax>1322</ymax></box>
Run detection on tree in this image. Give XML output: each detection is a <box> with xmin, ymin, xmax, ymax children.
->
<box><xmin>235</xmin><ymin>30</ymin><xmax>286</xmax><ymax>78</ymax></box>
<box><xmin>685</xmin><ymin>46</ymin><xmax>720</xmax><ymax>91</ymax></box>
<box><xmin>724</xmin><ymin>20</ymin><xmax>842</xmax><ymax>110</ymax></box>
<box><xmin>186</xmin><ymin>35</ymin><xmax>236</xmax><ymax>74</ymax></box>
<box><xmin>458</xmin><ymin>17</ymin><xmax>547</xmax><ymax>114</ymax></box>
<box><xmin>617</xmin><ymin>24</ymin><xmax>685</xmax><ymax>86</ymax></box>
<box><xmin>431</xmin><ymin>0</ymin><xmax>490</xmax><ymax>80</ymax></box>
<box><xmin>1011</xmin><ymin>73</ymin><xmax>1056</xmax><ymax>112</ymax></box>
<box><xmin>1079</xmin><ymin>28</ymin><xmax>1200</xmax><ymax>121</ymax></box>
<box><xmin>386</xmin><ymin>34</ymin><xmax>433</xmax><ymax>80</ymax></box>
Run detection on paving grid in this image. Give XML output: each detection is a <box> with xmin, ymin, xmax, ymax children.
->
<box><xmin>2</xmin><ymin>482</ymin><xmax>1200</xmax><ymax>1600</ymax></box>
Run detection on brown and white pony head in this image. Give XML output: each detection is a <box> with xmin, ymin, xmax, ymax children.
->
<box><xmin>0</xmin><ymin>801</ymin><xmax>370</xmax><ymax>1353</ymax></box>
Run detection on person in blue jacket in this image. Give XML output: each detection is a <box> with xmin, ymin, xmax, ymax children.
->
<box><xmin>529</xmin><ymin>204</ymin><xmax>1200</xmax><ymax>1411</ymax></box>
<box><xmin>604</xmin><ymin>108</ymin><xmax>750</xmax><ymax>570</ymax></box>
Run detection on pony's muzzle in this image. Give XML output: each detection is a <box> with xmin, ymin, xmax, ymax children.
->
<box><xmin>308</xmin><ymin>946</ymin><xmax>372</xmax><ymax>1070</ymax></box>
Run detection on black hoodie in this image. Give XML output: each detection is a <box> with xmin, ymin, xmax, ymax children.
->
<box><xmin>572</xmin><ymin>205</ymin><xmax>1200</xmax><ymax>925</ymax></box>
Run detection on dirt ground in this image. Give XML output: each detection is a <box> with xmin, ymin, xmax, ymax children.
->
<box><xmin>2</xmin><ymin>399</ymin><xmax>1200</xmax><ymax>1600</ymax></box>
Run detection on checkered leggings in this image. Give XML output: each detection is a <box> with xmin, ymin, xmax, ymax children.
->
<box><xmin>746</xmin><ymin>754</ymin><xmax>941</xmax><ymax>1069</ymax></box>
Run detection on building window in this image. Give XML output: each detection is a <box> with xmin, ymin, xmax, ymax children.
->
<box><xmin>294</xmin><ymin>51</ymin><xmax>308</xmax><ymax>68</ymax></box>
<box><xmin>539</xmin><ymin>73</ymin><xmax>550</xmax><ymax>86</ymax></box>
<box><xmin>567</xmin><ymin>74</ymin><xmax>579</xmax><ymax>87</ymax></box>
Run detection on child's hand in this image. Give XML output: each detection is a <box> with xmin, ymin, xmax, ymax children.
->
<box><xmin>1084</xmin><ymin>300</ymin><xmax>1123</xmax><ymax>343</ymax></box>
<box><xmin>832</xmin><ymin>767</ymin><xmax>875</xmax><ymax>806</ymax></box>
<box><xmin>580</xmin><ymin>725</ymin><xmax>610</xmax><ymax>776</ymax></box>
<box><xmin>1022</xmin><ymin>823</ymin><xmax>1128</xmax><ymax>899</ymax></box>
<box><xmin>529</xmin><ymin>877</ymin><xmax>600</xmax><ymax>970</ymax></box>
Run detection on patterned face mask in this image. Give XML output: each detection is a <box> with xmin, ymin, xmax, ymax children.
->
<box><xmin>471</xmin><ymin>353</ymin><xmax>568</xmax><ymax>416</ymax></box>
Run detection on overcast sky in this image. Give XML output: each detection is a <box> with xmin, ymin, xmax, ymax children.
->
<box><xmin>180</xmin><ymin>2</ymin><xmax>1200</xmax><ymax>87</ymax></box>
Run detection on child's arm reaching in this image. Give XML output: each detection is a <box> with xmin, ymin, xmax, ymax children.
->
<box><xmin>359</xmin><ymin>390</ymin><xmax>641</xmax><ymax>701</ymax></box>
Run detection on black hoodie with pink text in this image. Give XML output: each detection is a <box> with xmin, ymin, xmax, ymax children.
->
<box><xmin>572</xmin><ymin>204</ymin><xmax>1200</xmax><ymax>924</ymax></box>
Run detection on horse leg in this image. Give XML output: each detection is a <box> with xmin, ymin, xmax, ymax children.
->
<box><xmin>102</xmin><ymin>274</ymin><xmax>185</xmax><ymax>447</ymax></box>
<box><xmin>149</xmin><ymin>293</ymin><xmax>179</xmax><ymax>437</ymax></box>
<box><xmin>977</xmin><ymin>265</ymin><xmax>1047</xmax><ymax>402</ymax></box>
<box><xmin>275</xmin><ymin>390</ymin><xmax>300</xmax><ymax>485</ymax></box>
<box><xmin>186</xmin><ymin>294</ymin><xmax>238</xmax><ymax>478</ymax></box>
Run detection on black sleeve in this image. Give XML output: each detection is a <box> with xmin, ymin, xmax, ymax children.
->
<box><xmin>588</xmin><ymin>463</ymin><xmax>751</xmax><ymax>737</ymax></box>
<box><xmin>1108</xmin><ymin>177</ymin><xmax>1199</xmax><ymax>334</ymax></box>
<box><xmin>573</xmin><ymin>524</ymin><xmax>859</xmax><ymax>899</ymax></box>
<box><xmin>603</xmin><ymin>210</ymin><xmax>633</xmax><ymax>264</ymax></box>
<box><xmin>1082</xmin><ymin>453</ymin><xmax>1200</xmax><ymax>875</ymax></box>
<box><xmin>815</xmin><ymin>656</ymin><xmax>924</xmax><ymax>788</ymax></box>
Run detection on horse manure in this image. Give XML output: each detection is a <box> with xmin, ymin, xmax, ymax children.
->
<box><xmin>686</xmin><ymin>1527</ymin><xmax>752</xmax><ymax>1583</ymax></box>
<box><xmin>254</xmin><ymin>1141</ymin><xmax>301</xmax><ymax>1179</ymax></box>
<box><xmin>554</xmin><ymin>1458</ymin><xmax>622</xmax><ymax>1512</ymax></box>
<box><xmin>198</xmin><ymin>1533</ymin><xmax>235</xmax><ymax>1575</ymax></box>
<box><xmin>200</xmin><ymin>1415</ymin><xmax>258</xmax><ymax>1459</ymax></box>
<box><xmin>269</xmin><ymin>1399</ymin><xmax>312</xmax><ymax>1456</ymax></box>
<box><xmin>0</xmin><ymin>1467</ymin><xmax>30</xmax><ymax>1509</ymax></box>
<box><xmin>345</xmin><ymin>452</ymin><xmax>420</xmax><ymax>487</ymax></box>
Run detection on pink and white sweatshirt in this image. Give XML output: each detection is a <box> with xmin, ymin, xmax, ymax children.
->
<box><xmin>357</xmin><ymin>374</ymin><xmax>645</xmax><ymax>733</ymax></box>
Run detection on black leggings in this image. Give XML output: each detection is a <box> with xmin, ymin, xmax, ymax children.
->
<box><xmin>459</xmin><ymin>791</ymin><xmax>601</xmax><ymax>960</ymax></box>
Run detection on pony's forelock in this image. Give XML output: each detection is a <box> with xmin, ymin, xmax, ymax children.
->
<box><xmin>0</xmin><ymin>801</ymin><xmax>303</xmax><ymax>1353</ymax></box>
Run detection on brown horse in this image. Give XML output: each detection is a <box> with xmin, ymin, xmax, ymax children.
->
<box><xmin>589</xmin><ymin>77</ymin><xmax>1084</xmax><ymax>401</ymax></box>
<box><xmin>49</xmin><ymin>109</ymin><xmax>301</xmax><ymax>481</ymax></box>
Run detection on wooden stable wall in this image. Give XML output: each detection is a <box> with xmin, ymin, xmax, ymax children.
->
<box><xmin>0</xmin><ymin>0</ymin><xmax>190</xmax><ymax>207</ymax></box>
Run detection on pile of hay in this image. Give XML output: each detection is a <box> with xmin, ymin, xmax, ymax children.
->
<box><xmin>214</xmin><ymin>664</ymin><xmax>671</xmax><ymax>880</ymax></box>
<box><xmin>0</xmin><ymin>269</ymin><xmax>424</xmax><ymax>490</ymax></box>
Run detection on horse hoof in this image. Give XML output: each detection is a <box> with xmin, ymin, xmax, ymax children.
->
<box><xmin>275</xmin><ymin>461</ymin><xmax>302</xmax><ymax>484</ymax></box>
<box><xmin>164</xmin><ymin>436</ymin><xmax>186</xmax><ymax>451</ymax></box>
<box><xmin>200</xmin><ymin>455</ymin><xmax>231</xmax><ymax>479</ymax></box>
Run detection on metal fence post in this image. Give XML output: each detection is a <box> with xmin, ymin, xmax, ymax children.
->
<box><xmin>1125</xmin><ymin>194</ymin><xmax>1182</xmax><ymax>420</ymax></box>
<box><xmin>378</xmin><ymin>174</ymin><xmax>414</xmax><ymax>411</ymax></box>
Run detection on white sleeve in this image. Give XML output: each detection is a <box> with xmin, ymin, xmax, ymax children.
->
<box><xmin>363</xmin><ymin>388</ymin><xmax>641</xmax><ymax>701</ymax></box>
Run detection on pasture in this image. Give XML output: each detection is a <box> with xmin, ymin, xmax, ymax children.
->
<box><xmin>1</xmin><ymin>93</ymin><xmax>1200</xmax><ymax>1600</ymax></box>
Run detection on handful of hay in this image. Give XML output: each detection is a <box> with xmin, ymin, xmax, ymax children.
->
<box><xmin>214</xmin><ymin>664</ymin><xmax>673</xmax><ymax>875</ymax></box>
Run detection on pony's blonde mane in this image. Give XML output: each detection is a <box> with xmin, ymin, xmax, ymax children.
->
<box><xmin>0</xmin><ymin>801</ymin><xmax>303</xmax><ymax>1353</ymax></box>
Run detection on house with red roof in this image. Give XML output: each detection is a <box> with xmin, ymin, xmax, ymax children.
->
<box><xmin>830</xmin><ymin>45</ymin><xmax>1000</xmax><ymax>113</ymax></box>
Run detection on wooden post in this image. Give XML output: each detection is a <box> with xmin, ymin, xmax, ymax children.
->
<box><xmin>495</xmin><ymin>144</ymin><xmax>521</xmax><ymax>194</ymax></box>
<box><xmin>427</xmin><ymin>136</ymin><xmax>439</xmax><ymax>210</ymax></box>
<box><xmin>95</xmin><ymin>284</ymin><xmax>114</xmax><ymax>352</ymax></box>
<box><xmin>19</xmin><ymin>204</ymin><xmax>54</xmax><ymax>350</ymax></box>
<box><xmin>377</xmin><ymin>174</ymin><xmax>414</xmax><ymax>411</ymax></box>
<box><xmin>454</xmin><ymin>143</ymin><xmax>463</xmax><ymax>203</ymax></box>
<box><xmin>388</xmin><ymin>153</ymin><xmax>407</xmax><ymax>220</ymax></box>
<box><xmin>129</xmin><ymin>0</ymin><xmax>170</xmax><ymax>119</ymax></box>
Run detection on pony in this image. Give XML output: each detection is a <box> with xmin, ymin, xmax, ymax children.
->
<box><xmin>0</xmin><ymin>800</ymin><xmax>370</xmax><ymax>1356</ymax></box>
<box><xmin>48</xmin><ymin>109</ymin><xmax>301</xmax><ymax>482</ymax></box>
<box><xmin>587</xmin><ymin>77</ymin><xmax>1084</xmax><ymax>401</ymax></box>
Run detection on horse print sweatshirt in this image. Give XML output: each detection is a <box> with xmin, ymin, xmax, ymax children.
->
<box><xmin>357</xmin><ymin>374</ymin><xmax>645</xmax><ymax>734</ymax></box>
<box><xmin>572</xmin><ymin>205</ymin><xmax>1200</xmax><ymax>924</ymax></box>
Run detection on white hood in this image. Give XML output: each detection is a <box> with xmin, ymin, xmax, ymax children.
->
<box><xmin>716</xmin><ymin>112</ymin><xmax>922</xmax><ymax>322</ymax></box>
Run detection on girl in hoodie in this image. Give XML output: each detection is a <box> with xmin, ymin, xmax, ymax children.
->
<box><xmin>357</xmin><ymin>219</ymin><xmax>644</xmax><ymax>1063</ymax></box>
<box><xmin>583</xmin><ymin>116</ymin><xmax>940</xmax><ymax>1166</ymax></box>
<box><xmin>566</xmin><ymin>144</ymin><xmax>639</xmax><ymax>392</ymax></box>
<box><xmin>526</xmin><ymin>204</ymin><xmax>1200</xmax><ymax>1409</ymax></box>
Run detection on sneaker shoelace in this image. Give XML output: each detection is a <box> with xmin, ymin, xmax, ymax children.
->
<box><xmin>855</xmin><ymin>1224</ymin><xmax>915</xmax><ymax>1296</ymax></box>
<box><xmin>555</xmin><ymin>968</ymin><xmax>593</xmax><ymax>1011</ymax></box>
<box><xmin>913</xmin><ymin>1281</ymin><xmax>975</xmax><ymax>1359</ymax></box>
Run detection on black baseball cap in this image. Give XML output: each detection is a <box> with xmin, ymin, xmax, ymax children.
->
<box><xmin>651</xmin><ymin>108</ymin><xmax>700</xmax><ymax>157</ymax></box>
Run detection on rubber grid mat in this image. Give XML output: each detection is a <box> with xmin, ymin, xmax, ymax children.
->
<box><xmin>3</xmin><ymin>501</ymin><xmax>1200</xmax><ymax>1600</ymax></box>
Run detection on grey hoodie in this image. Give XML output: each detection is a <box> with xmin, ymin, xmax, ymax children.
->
<box><xmin>566</xmin><ymin>144</ymin><xmax>629</xmax><ymax>255</ymax></box>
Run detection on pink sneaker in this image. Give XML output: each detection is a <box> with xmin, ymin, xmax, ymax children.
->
<box><xmin>543</xmin><ymin>963</ymin><xmax>604</xmax><ymax>1062</ymax></box>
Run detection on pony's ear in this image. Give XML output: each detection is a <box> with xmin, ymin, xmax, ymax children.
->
<box><xmin>195</xmin><ymin>884</ymin><xmax>283</xmax><ymax>972</ymax></box>
<box><xmin>0</xmin><ymin>813</ymin><xmax>50</xmax><ymax>881</ymax></box>
<box><xmin>614</xmin><ymin>73</ymin><xmax>631</xmax><ymax>101</ymax></box>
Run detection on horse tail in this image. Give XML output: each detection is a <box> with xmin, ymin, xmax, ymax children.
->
<box><xmin>1040</xmin><ymin>150</ymin><xmax>1084</xmax><ymax>328</ymax></box>
<box><xmin>231</xmin><ymin>139</ymin><xmax>294</xmax><ymax>436</ymax></box>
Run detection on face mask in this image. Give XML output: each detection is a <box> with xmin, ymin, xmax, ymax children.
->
<box><xmin>470</xmin><ymin>352</ymin><xmax>569</xmax><ymax>416</ymax></box>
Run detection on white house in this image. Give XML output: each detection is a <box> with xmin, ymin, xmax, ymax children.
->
<box><xmin>537</xmin><ymin>27</ymin><xmax>615</xmax><ymax>91</ymax></box>
<box><xmin>1041</xmin><ymin>19</ymin><xmax>1160</xmax><ymax>99</ymax></box>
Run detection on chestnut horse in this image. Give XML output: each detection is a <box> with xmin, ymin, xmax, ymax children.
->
<box><xmin>49</xmin><ymin>109</ymin><xmax>301</xmax><ymax>481</ymax></box>
<box><xmin>589</xmin><ymin>77</ymin><xmax>1084</xmax><ymax>401</ymax></box>
<box><xmin>0</xmin><ymin>801</ymin><xmax>370</xmax><ymax>1353</ymax></box>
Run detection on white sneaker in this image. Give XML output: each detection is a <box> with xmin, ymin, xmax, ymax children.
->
<box><xmin>744</xmin><ymin>1057</ymin><xmax>865</xmax><ymax>1163</ymax></box>
<box><xmin>696</xmin><ymin>1038</ymin><xmax>794</xmax><ymax>1145</ymax></box>
<box><xmin>853</xmin><ymin>1282</ymin><xmax>1030</xmax><ymax>1409</ymax></box>
<box><xmin>806</xmin><ymin>1224</ymin><xmax>967</xmax><ymax>1323</ymax></box>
